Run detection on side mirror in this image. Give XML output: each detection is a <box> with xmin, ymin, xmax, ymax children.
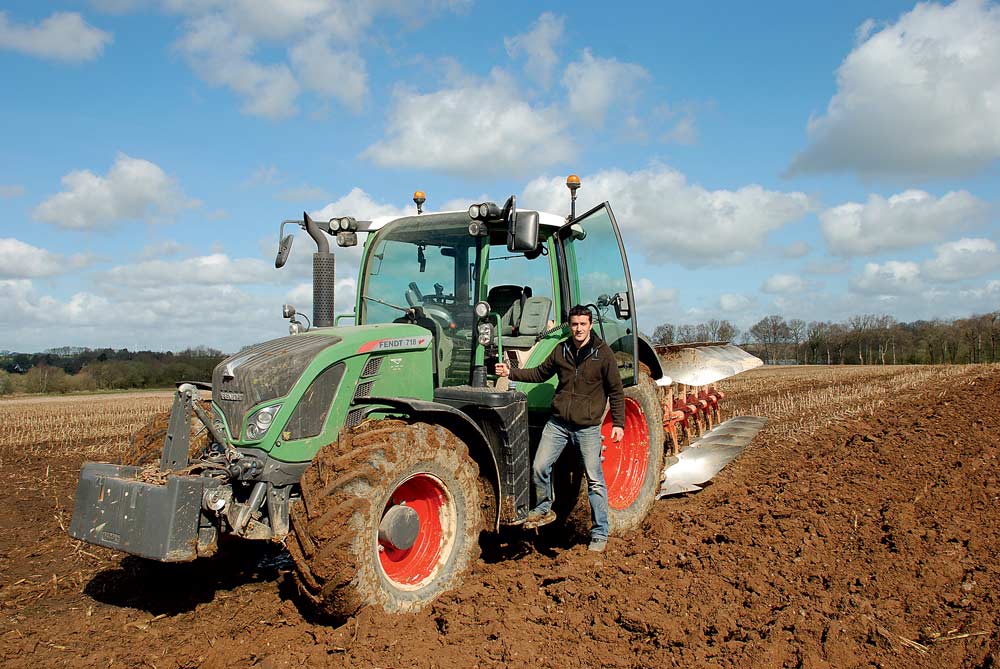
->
<box><xmin>508</xmin><ymin>210</ymin><xmax>539</xmax><ymax>253</ymax></box>
<box><xmin>275</xmin><ymin>234</ymin><xmax>294</xmax><ymax>268</ymax></box>
<box><xmin>612</xmin><ymin>292</ymin><xmax>631</xmax><ymax>320</ymax></box>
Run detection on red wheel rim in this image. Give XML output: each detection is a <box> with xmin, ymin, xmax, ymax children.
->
<box><xmin>601</xmin><ymin>398</ymin><xmax>650</xmax><ymax>510</ymax></box>
<box><xmin>378</xmin><ymin>473</ymin><xmax>455</xmax><ymax>588</ymax></box>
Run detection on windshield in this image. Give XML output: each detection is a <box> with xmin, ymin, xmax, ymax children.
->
<box><xmin>360</xmin><ymin>214</ymin><xmax>480</xmax><ymax>386</ymax></box>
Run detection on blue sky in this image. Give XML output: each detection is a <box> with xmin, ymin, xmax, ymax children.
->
<box><xmin>1</xmin><ymin>0</ymin><xmax>998</xmax><ymax>353</ymax></box>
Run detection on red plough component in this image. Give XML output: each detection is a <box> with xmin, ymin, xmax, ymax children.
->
<box><xmin>658</xmin><ymin>383</ymin><xmax>727</xmax><ymax>455</ymax></box>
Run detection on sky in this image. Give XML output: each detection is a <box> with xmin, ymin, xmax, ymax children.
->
<box><xmin>1</xmin><ymin>0</ymin><xmax>998</xmax><ymax>353</ymax></box>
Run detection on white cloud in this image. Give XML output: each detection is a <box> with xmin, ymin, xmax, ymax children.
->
<box><xmin>788</xmin><ymin>0</ymin><xmax>1000</xmax><ymax>178</ymax></box>
<box><xmin>97</xmin><ymin>253</ymin><xmax>276</xmax><ymax>288</ymax></box>
<box><xmin>175</xmin><ymin>15</ymin><xmax>300</xmax><ymax>120</ymax></box>
<box><xmin>0</xmin><ymin>184</ymin><xmax>25</xmax><ymax>198</ymax></box>
<box><xmin>505</xmin><ymin>12</ymin><xmax>564</xmax><ymax>89</ymax></box>
<box><xmin>632</xmin><ymin>277</ymin><xmax>678</xmax><ymax>315</ymax></box>
<box><xmin>0</xmin><ymin>11</ymin><xmax>111</xmax><ymax>63</ymax></box>
<box><xmin>781</xmin><ymin>240</ymin><xmax>810</xmax><ymax>258</ymax></box>
<box><xmin>562</xmin><ymin>49</ymin><xmax>649</xmax><ymax>127</ymax></box>
<box><xmin>139</xmin><ymin>240</ymin><xmax>187</xmax><ymax>260</ymax></box>
<box><xmin>312</xmin><ymin>187</ymin><xmax>413</xmax><ymax>222</ymax></box>
<box><xmin>850</xmin><ymin>260</ymin><xmax>923</xmax><ymax>295</ymax></box>
<box><xmin>923</xmin><ymin>237</ymin><xmax>1000</xmax><ymax>281</ymax></box>
<box><xmin>285</xmin><ymin>276</ymin><xmax>357</xmax><ymax>317</ymax></box>
<box><xmin>0</xmin><ymin>238</ymin><xmax>91</xmax><ymax>278</ymax></box>
<box><xmin>363</xmin><ymin>72</ymin><xmax>575</xmax><ymax>175</ymax></box>
<box><xmin>289</xmin><ymin>34</ymin><xmax>367</xmax><ymax>112</ymax></box>
<box><xmin>719</xmin><ymin>293</ymin><xmax>753</xmax><ymax>312</ymax></box>
<box><xmin>0</xmin><ymin>277</ymin><xmax>282</xmax><ymax>352</ymax></box>
<box><xmin>819</xmin><ymin>189</ymin><xmax>988</xmax><ymax>256</ymax></box>
<box><xmin>33</xmin><ymin>153</ymin><xmax>197</xmax><ymax>230</ymax></box>
<box><xmin>663</xmin><ymin>116</ymin><xmax>697</xmax><ymax>145</ymax></box>
<box><xmin>167</xmin><ymin>2</ymin><xmax>463</xmax><ymax>119</ymax></box>
<box><xmin>762</xmin><ymin>273</ymin><xmax>806</xmax><ymax>294</ymax></box>
<box><xmin>958</xmin><ymin>279</ymin><xmax>1000</xmax><ymax>303</ymax></box>
<box><xmin>522</xmin><ymin>166</ymin><xmax>813</xmax><ymax>267</ymax></box>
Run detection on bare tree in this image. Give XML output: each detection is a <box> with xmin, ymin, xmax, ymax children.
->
<box><xmin>787</xmin><ymin>319</ymin><xmax>806</xmax><ymax>363</ymax></box>
<box><xmin>651</xmin><ymin>323</ymin><xmax>675</xmax><ymax>345</ymax></box>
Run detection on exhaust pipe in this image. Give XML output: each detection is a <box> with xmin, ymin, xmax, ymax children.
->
<box><xmin>304</xmin><ymin>212</ymin><xmax>335</xmax><ymax>328</ymax></box>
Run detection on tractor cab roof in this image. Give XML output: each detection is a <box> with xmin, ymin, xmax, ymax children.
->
<box><xmin>364</xmin><ymin>209</ymin><xmax>567</xmax><ymax>235</ymax></box>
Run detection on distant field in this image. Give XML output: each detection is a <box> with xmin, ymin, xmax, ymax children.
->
<box><xmin>0</xmin><ymin>390</ymin><xmax>173</xmax><ymax>453</ymax></box>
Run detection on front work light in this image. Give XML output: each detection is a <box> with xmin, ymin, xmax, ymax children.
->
<box><xmin>245</xmin><ymin>404</ymin><xmax>281</xmax><ymax>440</ymax></box>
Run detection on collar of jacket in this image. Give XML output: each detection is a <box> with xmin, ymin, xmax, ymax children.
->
<box><xmin>563</xmin><ymin>333</ymin><xmax>604</xmax><ymax>362</ymax></box>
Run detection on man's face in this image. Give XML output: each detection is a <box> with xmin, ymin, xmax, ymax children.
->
<box><xmin>569</xmin><ymin>314</ymin><xmax>593</xmax><ymax>345</ymax></box>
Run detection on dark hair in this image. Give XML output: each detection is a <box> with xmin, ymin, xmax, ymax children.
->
<box><xmin>568</xmin><ymin>305</ymin><xmax>593</xmax><ymax>323</ymax></box>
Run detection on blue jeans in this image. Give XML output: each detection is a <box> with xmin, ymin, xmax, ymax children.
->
<box><xmin>532</xmin><ymin>416</ymin><xmax>609</xmax><ymax>541</ymax></box>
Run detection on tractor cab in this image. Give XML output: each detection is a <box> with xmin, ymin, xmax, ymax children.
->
<box><xmin>352</xmin><ymin>198</ymin><xmax>640</xmax><ymax>395</ymax></box>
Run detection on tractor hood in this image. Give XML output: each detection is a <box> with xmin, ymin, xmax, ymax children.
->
<box><xmin>213</xmin><ymin>333</ymin><xmax>342</xmax><ymax>439</ymax></box>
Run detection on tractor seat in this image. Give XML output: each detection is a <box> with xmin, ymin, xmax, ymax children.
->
<box><xmin>486</xmin><ymin>284</ymin><xmax>529</xmax><ymax>336</ymax></box>
<box><xmin>502</xmin><ymin>296</ymin><xmax>551</xmax><ymax>349</ymax></box>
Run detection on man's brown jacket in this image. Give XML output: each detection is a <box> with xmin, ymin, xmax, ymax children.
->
<box><xmin>508</xmin><ymin>334</ymin><xmax>625</xmax><ymax>428</ymax></box>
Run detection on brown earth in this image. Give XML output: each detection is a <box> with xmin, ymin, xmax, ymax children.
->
<box><xmin>1</xmin><ymin>367</ymin><xmax>998</xmax><ymax>668</ymax></box>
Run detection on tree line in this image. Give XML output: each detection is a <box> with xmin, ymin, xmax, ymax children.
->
<box><xmin>0</xmin><ymin>347</ymin><xmax>224</xmax><ymax>395</ymax></box>
<box><xmin>648</xmin><ymin>312</ymin><xmax>1000</xmax><ymax>365</ymax></box>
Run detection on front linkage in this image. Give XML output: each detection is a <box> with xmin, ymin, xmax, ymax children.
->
<box><xmin>69</xmin><ymin>384</ymin><xmax>290</xmax><ymax>561</ymax></box>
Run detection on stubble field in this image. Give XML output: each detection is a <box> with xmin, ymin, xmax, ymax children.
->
<box><xmin>0</xmin><ymin>365</ymin><xmax>998</xmax><ymax>668</ymax></box>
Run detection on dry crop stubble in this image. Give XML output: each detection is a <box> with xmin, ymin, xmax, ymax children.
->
<box><xmin>717</xmin><ymin>364</ymin><xmax>994</xmax><ymax>441</ymax></box>
<box><xmin>0</xmin><ymin>391</ymin><xmax>173</xmax><ymax>456</ymax></box>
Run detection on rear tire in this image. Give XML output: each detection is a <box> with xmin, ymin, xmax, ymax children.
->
<box><xmin>604</xmin><ymin>375</ymin><xmax>665</xmax><ymax>533</ymax></box>
<box><xmin>288</xmin><ymin>419</ymin><xmax>483</xmax><ymax>619</ymax></box>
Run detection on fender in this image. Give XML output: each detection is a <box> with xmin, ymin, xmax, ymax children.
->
<box><xmin>359</xmin><ymin>396</ymin><xmax>502</xmax><ymax>531</ymax></box>
<box><xmin>636</xmin><ymin>334</ymin><xmax>664</xmax><ymax>381</ymax></box>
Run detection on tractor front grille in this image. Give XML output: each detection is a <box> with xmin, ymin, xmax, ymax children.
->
<box><xmin>354</xmin><ymin>381</ymin><xmax>374</xmax><ymax>401</ymax></box>
<box><xmin>345</xmin><ymin>407</ymin><xmax>368</xmax><ymax>429</ymax></box>
<box><xmin>213</xmin><ymin>334</ymin><xmax>341</xmax><ymax>439</ymax></box>
<box><xmin>361</xmin><ymin>356</ymin><xmax>383</xmax><ymax>377</ymax></box>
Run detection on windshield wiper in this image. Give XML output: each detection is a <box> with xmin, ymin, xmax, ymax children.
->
<box><xmin>361</xmin><ymin>295</ymin><xmax>410</xmax><ymax>313</ymax></box>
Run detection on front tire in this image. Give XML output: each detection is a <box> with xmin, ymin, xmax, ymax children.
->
<box><xmin>288</xmin><ymin>419</ymin><xmax>483</xmax><ymax>619</ymax></box>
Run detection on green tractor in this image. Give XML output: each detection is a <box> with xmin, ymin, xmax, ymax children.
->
<box><xmin>69</xmin><ymin>177</ymin><xmax>764</xmax><ymax>617</ymax></box>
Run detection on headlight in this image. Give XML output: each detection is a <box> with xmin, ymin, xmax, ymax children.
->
<box><xmin>474</xmin><ymin>301</ymin><xmax>491</xmax><ymax>318</ymax></box>
<box><xmin>245</xmin><ymin>404</ymin><xmax>281</xmax><ymax>440</ymax></box>
<box><xmin>468</xmin><ymin>204</ymin><xmax>480</xmax><ymax>219</ymax></box>
<box><xmin>477</xmin><ymin>322</ymin><xmax>493</xmax><ymax>346</ymax></box>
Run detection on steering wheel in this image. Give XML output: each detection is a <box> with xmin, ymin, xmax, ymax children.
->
<box><xmin>404</xmin><ymin>286</ymin><xmax>455</xmax><ymax>328</ymax></box>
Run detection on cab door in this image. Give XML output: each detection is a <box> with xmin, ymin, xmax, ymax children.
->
<box><xmin>557</xmin><ymin>202</ymin><xmax>638</xmax><ymax>386</ymax></box>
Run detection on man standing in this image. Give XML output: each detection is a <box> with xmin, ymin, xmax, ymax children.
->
<box><xmin>495</xmin><ymin>304</ymin><xmax>625</xmax><ymax>553</ymax></box>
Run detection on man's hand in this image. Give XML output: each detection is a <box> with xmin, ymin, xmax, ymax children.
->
<box><xmin>495</xmin><ymin>362</ymin><xmax>510</xmax><ymax>377</ymax></box>
<box><xmin>611</xmin><ymin>426</ymin><xmax>624</xmax><ymax>442</ymax></box>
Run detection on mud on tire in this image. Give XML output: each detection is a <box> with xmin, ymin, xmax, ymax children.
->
<box><xmin>288</xmin><ymin>419</ymin><xmax>483</xmax><ymax>619</ymax></box>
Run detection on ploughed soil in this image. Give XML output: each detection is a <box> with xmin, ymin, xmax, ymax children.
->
<box><xmin>1</xmin><ymin>367</ymin><xmax>998</xmax><ymax>668</ymax></box>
